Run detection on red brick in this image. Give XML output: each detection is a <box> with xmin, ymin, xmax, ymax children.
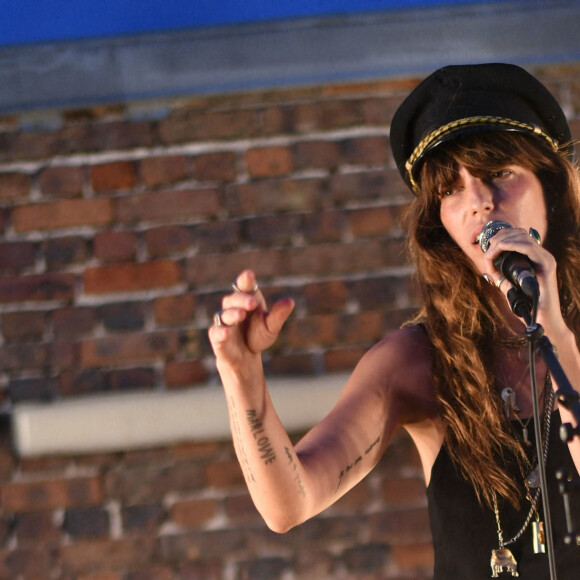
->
<box><xmin>14</xmin><ymin>510</ymin><xmax>60</xmax><ymax>544</ymax></box>
<box><xmin>60</xmin><ymin>369</ymin><xmax>108</xmax><ymax>397</ymax></box>
<box><xmin>79</xmin><ymin>574</ymin><xmax>124</xmax><ymax>580</ymax></box>
<box><xmin>284</xmin><ymin>314</ymin><xmax>339</xmax><ymax>348</ymax></box>
<box><xmin>159</xmin><ymin>108</ymin><xmax>255</xmax><ymax>143</ymax></box>
<box><xmin>241</xmin><ymin>214</ymin><xmax>300</xmax><ymax>246</ymax></box>
<box><xmin>60</xmin><ymin>538</ymin><xmax>156</xmax><ymax>576</ymax></box>
<box><xmin>303</xmin><ymin>280</ymin><xmax>350</xmax><ymax>314</ymax></box>
<box><xmin>0</xmin><ymin>273</ymin><xmax>75</xmax><ymax>303</ymax></box>
<box><xmin>171</xmin><ymin>498</ymin><xmax>218</xmax><ymax>527</ymax></box>
<box><xmin>193</xmin><ymin>151</ymin><xmax>237</xmax><ymax>182</ymax></box>
<box><xmin>185</xmin><ymin>248</ymin><xmax>282</xmax><ymax>286</ymax></box>
<box><xmin>44</xmin><ymin>236</ymin><xmax>89</xmax><ymax>269</ymax></box>
<box><xmin>98</xmin><ymin>301</ymin><xmax>146</xmax><ymax>331</ymax></box>
<box><xmin>265</xmin><ymin>353</ymin><xmax>316</xmax><ymax>375</ymax></box>
<box><xmin>0</xmin><ymin>545</ymin><xmax>53</xmax><ymax>579</ymax></box>
<box><xmin>13</xmin><ymin>198</ymin><xmax>113</xmax><ymax>232</ymax></box>
<box><xmin>0</xmin><ymin>242</ymin><xmax>35</xmax><ymax>270</ymax></box>
<box><xmin>121</xmin><ymin>504</ymin><xmax>165</xmax><ymax>535</ymax></box>
<box><xmin>0</xmin><ymin>343</ymin><xmax>50</xmax><ymax>370</ymax></box>
<box><xmin>52</xmin><ymin>307</ymin><xmax>97</xmax><ymax>337</ymax></box>
<box><xmin>194</xmin><ymin>221</ymin><xmax>241</xmax><ymax>253</ymax></box>
<box><xmin>368</xmin><ymin>507</ymin><xmax>431</xmax><ymax>543</ymax></box>
<box><xmin>301</xmin><ymin>209</ymin><xmax>343</xmax><ymax>243</ymax></box>
<box><xmin>90</xmin><ymin>161</ymin><xmax>137</xmax><ymax>192</ymax></box>
<box><xmin>295</xmin><ymin>99</ymin><xmax>364</xmax><ymax>132</ymax></box>
<box><xmin>105</xmin><ymin>463</ymin><xmax>205</xmax><ymax>503</ymax></box>
<box><xmin>1</xmin><ymin>311</ymin><xmax>45</xmax><ymax>342</ymax></box>
<box><xmin>285</xmin><ymin>242</ymin><xmax>386</xmax><ymax>276</ymax></box>
<box><xmin>362</xmin><ymin>96</ymin><xmax>404</xmax><ymax>125</ymax></box>
<box><xmin>341</xmin><ymin>135</ymin><xmax>390</xmax><ymax>165</ymax></box>
<box><xmin>292</xmin><ymin>140</ymin><xmax>341</xmax><ymax>170</ymax></box>
<box><xmin>0</xmin><ymin>130</ymin><xmax>55</xmax><ymax>163</ymax></box>
<box><xmin>144</xmin><ymin>226</ymin><xmax>193</xmax><ymax>257</ymax></box>
<box><xmin>93</xmin><ymin>231</ymin><xmax>138</xmax><ymax>262</ymax></box>
<box><xmin>154</xmin><ymin>294</ymin><xmax>195</xmax><ymax>325</ymax></box>
<box><xmin>164</xmin><ymin>360</ymin><xmax>208</xmax><ymax>387</ymax></box>
<box><xmin>61</xmin><ymin>120</ymin><xmax>155</xmax><ymax>153</ymax></box>
<box><xmin>258</xmin><ymin>105</ymin><xmax>294</xmax><ymax>135</ymax></box>
<box><xmin>0</xmin><ymin>476</ymin><xmax>103</xmax><ymax>512</ymax></box>
<box><xmin>246</xmin><ymin>146</ymin><xmax>292</xmax><ymax>178</ymax></box>
<box><xmin>125</xmin><ymin>565</ymin><xmax>173</xmax><ymax>580</ymax></box>
<box><xmin>117</xmin><ymin>188</ymin><xmax>220</xmax><ymax>223</ymax></box>
<box><xmin>0</xmin><ymin>172</ymin><xmax>31</xmax><ymax>201</ymax></box>
<box><xmin>109</xmin><ymin>367</ymin><xmax>156</xmax><ymax>391</ymax></box>
<box><xmin>39</xmin><ymin>165</ymin><xmax>84</xmax><ymax>197</ymax></box>
<box><xmin>8</xmin><ymin>376</ymin><xmax>58</xmax><ymax>402</ymax></box>
<box><xmin>84</xmin><ymin>260</ymin><xmax>181</xmax><ymax>293</ymax></box>
<box><xmin>64</xmin><ymin>506</ymin><xmax>110</xmax><ymax>538</ymax></box>
<box><xmin>80</xmin><ymin>331</ymin><xmax>179</xmax><ymax>367</ymax></box>
<box><xmin>224</xmin><ymin>493</ymin><xmax>262</xmax><ymax>524</ymax></box>
<box><xmin>338</xmin><ymin>311</ymin><xmax>385</xmax><ymax>344</ymax></box>
<box><xmin>225</xmin><ymin>178</ymin><xmax>324</xmax><ymax>215</ymax></box>
<box><xmin>349</xmin><ymin>206</ymin><xmax>399</xmax><ymax>238</ymax></box>
<box><xmin>204</xmin><ymin>460</ymin><xmax>245</xmax><ymax>489</ymax></box>
<box><xmin>140</xmin><ymin>155</ymin><xmax>190</xmax><ymax>188</ymax></box>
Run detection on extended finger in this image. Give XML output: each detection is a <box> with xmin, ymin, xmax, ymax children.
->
<box><xmin>212</xmin><ymin>307</ymin><xmax>249</xmax><ymax>328</ymax></box>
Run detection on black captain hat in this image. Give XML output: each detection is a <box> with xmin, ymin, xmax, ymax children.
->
<box><xmin>390</xmin><ymin>63</ymin><xmax>574</xmax><ymax>194</ymax></box>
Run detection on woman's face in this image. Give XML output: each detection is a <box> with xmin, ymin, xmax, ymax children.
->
<box><xmin>438</xmin><ymin>163</ymin><xmax>548</xmax><ymax>276</ymax></box>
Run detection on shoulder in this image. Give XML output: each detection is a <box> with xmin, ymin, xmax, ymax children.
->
<box><xmin>352</xmin><ymin>324</ymin><xmax>437</xmax><ymax>425</ymax></box>
<box><xmin>364</xmin><ymin>324</ymin><xmax>433</xmax><ymax>377</ymax></box>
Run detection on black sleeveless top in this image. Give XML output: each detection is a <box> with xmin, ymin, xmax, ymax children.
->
<box><xmin>427</xmin><ymin>412</ymin><xmax>580</xmax><ymax>579</ymax></box>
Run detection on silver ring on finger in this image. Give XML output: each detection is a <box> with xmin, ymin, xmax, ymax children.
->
<box><xmin>213</xmin><ymin>310</ymin><xmax>226</xmax><ymax>327</ymax></box>
<box><xmin>528</xmin><ymin>227</ymin><xmax>541</xmax><ymax>245</ymax></box>
<box><xmin>495</xmin><ymin>275</ymin><xmax>506</xmax><ymax>289</ymax></box>
<box><xmin>232</xmin><ymin>281</ymin><xmax>259</xmax><ymax>295</ymax></box>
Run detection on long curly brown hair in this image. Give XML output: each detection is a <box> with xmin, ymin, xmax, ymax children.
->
<box><xmin>404</xmin><ymin>131</ymin><xmax>580</xmax><ymax>508</ymax></box>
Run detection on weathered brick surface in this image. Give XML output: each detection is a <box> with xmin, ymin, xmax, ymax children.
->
<box><xmin>13</xmin><ymin>198</ymin><xmax>114</xmax><ymax>232</ymax></box>
<box><xmin>0</xmin><ymin>61</ymin><xmax>577</xmax><ymax>579</ymax></box>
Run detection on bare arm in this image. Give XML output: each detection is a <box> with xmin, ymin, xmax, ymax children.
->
<box><xmin>208</xmin><ymin>270</ymin><xmax>434</xmax><ymax>532</ymax></box>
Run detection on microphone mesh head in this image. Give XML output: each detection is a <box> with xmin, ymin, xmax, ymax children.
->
<box><xmin>479</xmin><ymin>220</ymin><xmax>512</xmax><ymax>253</ymax></box>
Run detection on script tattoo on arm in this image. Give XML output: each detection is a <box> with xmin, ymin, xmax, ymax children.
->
<box><xmin>285</xmin><ymin>447</ymin><xmax>306</xmax><ymax>498</ymax></box>
<box><xmin>246</xmin><ymin>409</ymin><xmax>277</xmax><ymax>465</ymax></box>
<box><xmin>228</xmin><ymin>397</ymin><xmax>256</xmax><ymax>484</ymax></box>
<box><xmin>336</xmin><ymin>435</ymin><xmax>381</xmax><ymax>491</ymax></box>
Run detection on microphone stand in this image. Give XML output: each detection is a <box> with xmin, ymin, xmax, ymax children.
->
<box><xmin>507</xmin><ymin>287</ymin><xmax>580</xmax><ymax>580</ymax></box>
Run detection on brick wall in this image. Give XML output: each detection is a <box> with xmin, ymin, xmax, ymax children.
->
<box><xmin>0</xmin><ymin>61</ymin><xmax>579</xmax><ymax>579</ymax></box>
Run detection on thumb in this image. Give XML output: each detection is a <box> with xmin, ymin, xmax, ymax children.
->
<box><xmin>265</xmin><ymin>298</ymin><xmax>295</xmax><ymax>335</ymax></box>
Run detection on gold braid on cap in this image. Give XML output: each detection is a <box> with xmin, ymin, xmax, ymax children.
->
<box><xmin>405</xmin><ymin>115</ymin><xmax>559</xmax><ymax>194</ymax></box>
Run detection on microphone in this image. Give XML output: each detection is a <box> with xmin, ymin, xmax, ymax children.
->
<box><xmin>479</xmin><ymin>220</ymin><xmax>539</xmax><ymax>298</ymax></box>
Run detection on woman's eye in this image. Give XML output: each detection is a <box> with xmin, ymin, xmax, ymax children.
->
<box><xmin>490</xmin><ymin>169</ymin><xmax>512</xmax><ymax>180</ymax></box>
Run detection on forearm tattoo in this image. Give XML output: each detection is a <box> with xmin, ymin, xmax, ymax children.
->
<box><xmin>228</xmin><ymin>397</ymin><xmax>256</xmax><ymax>483</ymax></box>
<box><xmin>337</xmin><ymin>435</ymin><xmax>381</xmax><ymax>490</ymax></box>
<box><xmin>246</xmin><ymin>409</ymin><xmax>277</xmax><ymax>465</ymax></box>
<box><xmin>285</xmin><ymin>447</ymin><xmax>306</xmax><ymax>498</ymax></box>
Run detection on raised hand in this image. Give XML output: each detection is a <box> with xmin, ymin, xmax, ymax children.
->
<box><xmin>208</xmin><ymin>270</ymin><xmax>295</xmax><ymax>369</ymax></box>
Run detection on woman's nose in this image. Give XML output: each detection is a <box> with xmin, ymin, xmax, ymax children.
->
<box><xmin>466</xmin><ymin>176</ymin><xmax>494</xmax><ymax>214</ymax></box>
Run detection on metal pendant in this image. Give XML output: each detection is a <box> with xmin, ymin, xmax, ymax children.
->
<box><xmin>525</xmin><ymin>466</ymin><xmax>540</xmax><ymax>489</ymax></box>
<box><xmin>532</xmin><ymin>520</ymin><xmax>546</xmax><ymax>554</ymax></box>
<box><xmin>491</xmin><ymin>548</ymin><xmax>519</xmax><ymax>577</ymax></box>
<box><xmin>501</xmin><ymin>388</ymin><xmax>520</xmax><ymax>419</ymax></box>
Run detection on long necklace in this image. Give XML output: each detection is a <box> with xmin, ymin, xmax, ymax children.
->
<box><xmin>490</xmin><ymin>372</ymin><xmax>554</xmax><ymax>578</ymax></box>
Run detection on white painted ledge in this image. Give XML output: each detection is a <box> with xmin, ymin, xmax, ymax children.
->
<box><xmin>11</xmin><ymin>374</ymin><xmax>348</xmax><ymax>457</ymax></box>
